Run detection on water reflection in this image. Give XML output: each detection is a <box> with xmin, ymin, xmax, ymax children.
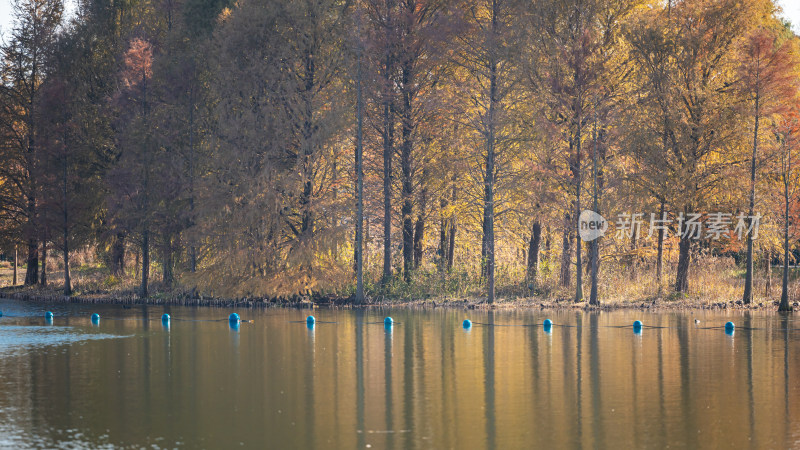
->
<box><xmin>1</xmin><ymin>300</ymin><xmax>799</xmax><ymax>448</ymax></box>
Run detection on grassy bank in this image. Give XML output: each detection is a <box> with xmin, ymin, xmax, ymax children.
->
<box><xmin>1</xmin><ymin>256</ymin><xmax>797</xmax><ymax>312</ymax></box>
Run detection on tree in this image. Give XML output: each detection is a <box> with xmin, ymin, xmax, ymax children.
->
<box><xmin>775</xmin><ymin>109</ymin><xmax>800</xmax><ymax>312</ymax></box>
<box><xmin>628</xmin><ymin>0</ymin><xmax>756</xmax><ymax>294</ymax></box>
<box><xmin>353</xmin><ymin>9</ymin><xmax>366</xmax><ymax>304</ymax></box>
<box><xmin>363</xmin><ymin>0</ymin><xmax>399</xmax><ymax>285</ymax></box>
<box><xmin>195</xmin><ymin>0</ymin><xmax>351</xmax><ymax>298</ymax></box>
<box><xmin>453</xmin><ymin>0</ymin><xmax>522</xmax><ymax>303</ymax></box>
<box><xmin>737</xmin><ymin>27</ymin><xmax>798</xmax><ymax>304</ymax></box>
<box><xmin>110</xmin><ymin>37</ymin><xmax>154</xmax><ymax>297</ymax></box>
<box><xmin>0</xmin><ymin>0</ymin><xmax>63</xmax><ymax>285</ymax></box>
<box><xmin>529</xmin><ymin>0</ymin><xmax>638</xmax><ymax>302</ymax></box>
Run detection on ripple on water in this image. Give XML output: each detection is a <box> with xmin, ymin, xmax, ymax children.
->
<box><xmin>0</xmin><ymin>325</ymin><xmax>129</xmax><ymax>355</ymax></box>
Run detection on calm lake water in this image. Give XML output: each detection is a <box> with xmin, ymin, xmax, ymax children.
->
<box><xmin>1</xmin><ymin>299</ymin><xmax>799</xmax><ymax>449</ymax></box>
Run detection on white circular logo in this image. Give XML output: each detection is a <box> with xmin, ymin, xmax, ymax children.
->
<box><xmin>579</xmin><ymin>210</ymin><xmax>607</xmax><ymax>242</ymax></box>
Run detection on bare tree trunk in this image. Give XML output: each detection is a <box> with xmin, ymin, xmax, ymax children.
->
<box><xmin>629</xmin><ymin>229</ymin><xmax>637</xmax><ymax>281</ymax></box>
<box><xmin>62</xmin><ymin>141</ymin><xmax>71</xmax><ymax>295</ymax></box>
<box><xmin>527</xmin><ymin>221</ymin><xmax>541</xmax><ymax>287</ymax></box>
<box><xmin>355</xmin><ymin>37</ymin><xmax>365</xmax><ymax>304</ymax></box>
<box><xmin>574</xmin><ymin>136</ymin><xmax>583</xmax><ymax>303</ymax></box>
<box><xmin>13</xmin><ymin>246</ymin><xmax>18</xmax><ymax>286</ymax></box>
<box><xmin>544</xmin><ymin>225</ymin><xmax>551</xmax><ymax>263</ymax></box>
<box><xmin>481</xmin><ymin>204</ymin><xmax>489</xmax><ymax>281</ymax></box>
<box><xmin>413</xmin><ymin>179</ymin><xmax>427</xmax><ymax>269</ymax></box>
<box><xmin>40</xmin><ymin>242</ymin><xmax>47</xmax><ymax>286</ymax></box>
<box><xmin>447</xmin><ymin>218</ymin><xmax>456</xmax><ymax>272</ymax></box>
<box><xmin>438</xmin><ymin>199</ymin><xmax>447</xmax><ymax>271</ymax></box>
<box><xmin>589</xmin><ymin>113</ymin><xmax>600</xmax><ymax>306</ymax></box>
<box><xmin>743</xmin><ymin>91</ymin><xmax>760</xmax><ymax>304</ymax></box>
<box><xmin>779</xmin><ymin>146</ymin><xmax>792</xmax><ymax>312</ymax></box>
<box><xmin>482</xmin><ymin>0</ymin><xmax>499</xmax><ymax>304</ymax></box>
<box><xmin>764</xmin><ymin>250</ymin><xmax>772</xmax><ymax>298</ymax></box>
<box><xmin>559</xmin><ymin>212</ymin><xmax>571</xmax><ymax>288</ymax></box>
<box><xmin>381</xmin><ymin>0</ymin><xmax>395</xmax><ymax>285</ymax></box>
<box><xmin>299</xmin><ymin>48</ymin><xmax>317</xmax><ymax>293</ymax></box>
<box><xmin>24</xmin><ymin>233</ymin><xmax>38</xmax><ymax>285</ymax></box>
<box><xmin>400</xmin><ymin>60</ymin><xmax>414</xmax><ymax>283</ymax></box>
<box><xmin>111</xmin><ymin>232</ymin><xmax>126</xmax><ymax>276</ymax></box>
<box><xmin>655</xmin><ymin>200</ymin><xmax>665</xmax><ymax>293</ymax></box>
<box><xmin>675</xmin><ymin>234</ymin><xmax>691</xmax><ymax>293</ymax></box>
<box><xmin>188</xmin><ymin>86</ymin><xmax>197</xmax><ymax>273</ymax></box>
<box><xmin>63</xmin><ymin>238</ymin><xmax>71</xmax><ymax>295</ymax></box>
<box><xmin>141</xmin><ymin>229</ymin><xmax>149</xmax><ymax>297</ymax></box>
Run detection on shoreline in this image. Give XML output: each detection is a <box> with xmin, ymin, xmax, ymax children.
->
<box><xmin>0</xmin><ymin>286</ymin><xmax>794</xmax><ymax>313</ymax></box>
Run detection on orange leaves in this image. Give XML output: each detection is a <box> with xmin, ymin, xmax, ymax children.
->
<box><xmin>121</xmin><ymin>38</ymin><xmax>154</xmax><ymax>89</ymax></box>
<box><xmin>736</xmin><ymin>27</ymin><xmax>799</xmax><ymax>117</ymax></box>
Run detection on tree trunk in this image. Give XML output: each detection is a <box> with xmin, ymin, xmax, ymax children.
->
<box><xmin>63</xmin><ymin>238</ymin><xmax>71</xmax><ymax>296</ymax></box>
<box><xmin>483</xmin><ymin>0</ymin><xmax>498</xmax><ymax>304</ymax></box>
<box><xmin>63</xmin><ymin>141</ymin><xmax>71</xmax><ymax>295</ymax></box>
<box><xmin>188</xmin><ymin>86</ymin><xmax>197</xmax><ymax>273</ymax></box>
<box><xmin>588</xmin><ymin>113</ymin><xmax>600</xmax><ymax>306</ymax></box>
<box><xmin>413</xmin><ymin>182</ymin><xmax>427</xmax><ymax>269</ymax></box>
<box><xmin>764</xmin><ymin>250</ymin><xmax>772</xmax><ymax>298</ymax></box>
<box><xmin>675</xmin><ymin>234</ymin><xmax>691</xmax><ymax>293</ymax></box>
<box><xmin>141</xmin><ymin>229</ymin><xmax>149</xmax><ymax>297</ymax></box>
<box><xmin>629</xmin><ymin>229</ymin><xmax>637</xmax><ymax>281</ymax></box>
<box><xmin>574</xmin><ymin>137</ymin><xmax>583</xmax><ymax>303</ymax></box>
<box><xmin>413</xmin><ymin>218</ymin><xmax>424</xmax><ymax>269</ymax></box>
<box><xmin>544</xmin><ymin>225</ymin><xmax>551</xmax><ymax>263</ymax></box>
<box><xmin>447</xmin><ymin>216</ymin><xmax>456</xmax><ymax>273</ymax></box>
<box><xmin>40</xmin><ymin>242</ymin><xmax>47</xmax><ymax>286</ymax></box>
<box><xmin>655</xmin><ymin>200</ymin><xmax>665</xmax><ymax>293</ymax></box>
<box><xmin>527</xmin><ymin>221</ymin><xmax>541</xmax><ymax>287</ymax></box>
<box><xmin>13</xmin><ymin>246</ymin><xmax>17</xmax><ymax>286</ymax></box>
<box><xmin>401</xmin><ymin>59</ymin><xmax>414</xmax><ymax>283</ymax></box>
<box><xmin>743</xmin><ymin>92</ymin><xmax>760</xmax><ymax>304</ymax></box>
<box><xmin>382</xmin><ymin>111</ymin><xmax>394</xmax><ymax>284</ymax></box>
<box><xmin>779</xmin><ymin>149</ymin><xmax>792</xmax><ymax>312</ymax></box>
<box><xmin>559</xmin><ymin>212</ymin><xmax>571</xmax><ymax>288</ymax></box>
<box><xmin>24</xmin><ymin>235</ymin><xmax>38</xmax><ymax>285</ymax></box>
<box><xmin>299</xmin><ymin>48</ymin><xmax>316</xmax><ymax>295</ymax></box>
<box><xmin>355</xmin><ymin>40</ymin><xmax>365</xmax><ymax>304</ymax></box>
<box><xmin>381</xmin><ymin>0</ymin><xmax>395</xmax><ymax>285</ymax></box>
<box><xmin>111</xmin><ymin>232</ymin><xmax>126</xmax><ymax>277</ymax></box>
<box><xmin>438</xmin><ymin>199</ymin><xmax>448</xmax><ymax>271</ymax></box>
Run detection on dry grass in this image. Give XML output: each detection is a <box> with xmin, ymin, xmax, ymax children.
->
<box><xmin>2</xmin><ymin>254</ymin><xmax>798</xmax><ymax>308</ymax></box>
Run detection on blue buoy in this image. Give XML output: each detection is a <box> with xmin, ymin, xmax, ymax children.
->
<box><xmin>384</xmin><ymin>317</ymin><xmax>394</xmax><ymax>326</ymax></box>
<box><xmin>306</xmin><ymin>315</ymin><xmax>316</xmax><ymax>325</ymax></box>
<box><xmin>463</xmin><ymin>319</ymin><xmax>472</xmax><ymax>328</ymax></box>
<box><xmin>45</xmin><ymin>311</ymin><xmax>54</xmax><ymax>320</ymax></box>
<box><xmin>0</xmin><ymin>310</ymin><xmax>3</xmax><ymax>317</ymax></box>
<box><xmin>162</xmin><ymin>313</ymin><xmax>171</xmax><ymax>323</ymax></box>
<box><xmin>725</xmin><ymin>321</ymin><xmax>735</xmax><ymax>332</ymax></box>
<box><xmin>633</xmin><ymin>320</ymin><xmax>643</xmax><ymax>329</ymax></box>
<box><xmin>91</xmin><ymin>313</ymin><xmax>100</xmax><ymax>324</ymax></box>
<box><xmin>229</xmin><ymin>313</ymin><xmax>240</xmax><ymax>323</ymax></box>
<box><xmin>543</xmin><ymin>319</ymin><xmax>553</xmax><ymax>332</ymax></box>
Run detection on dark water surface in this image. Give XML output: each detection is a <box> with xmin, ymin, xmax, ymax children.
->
<box><xmin>1</xmin><ymin>298</ymin><xmax>799</xmax><ymax>449</ymax></box>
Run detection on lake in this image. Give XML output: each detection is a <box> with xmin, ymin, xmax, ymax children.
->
<box><xmin>0</xmin><ymin>298</ymin><xmax>798</xmax><ymax>449</ymax></box>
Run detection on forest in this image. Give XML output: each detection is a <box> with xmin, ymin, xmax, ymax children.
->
<box><xmin>1</xmin><ymin>0</ymin><xmax>800</xmax><ymax>309</ymax></box>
